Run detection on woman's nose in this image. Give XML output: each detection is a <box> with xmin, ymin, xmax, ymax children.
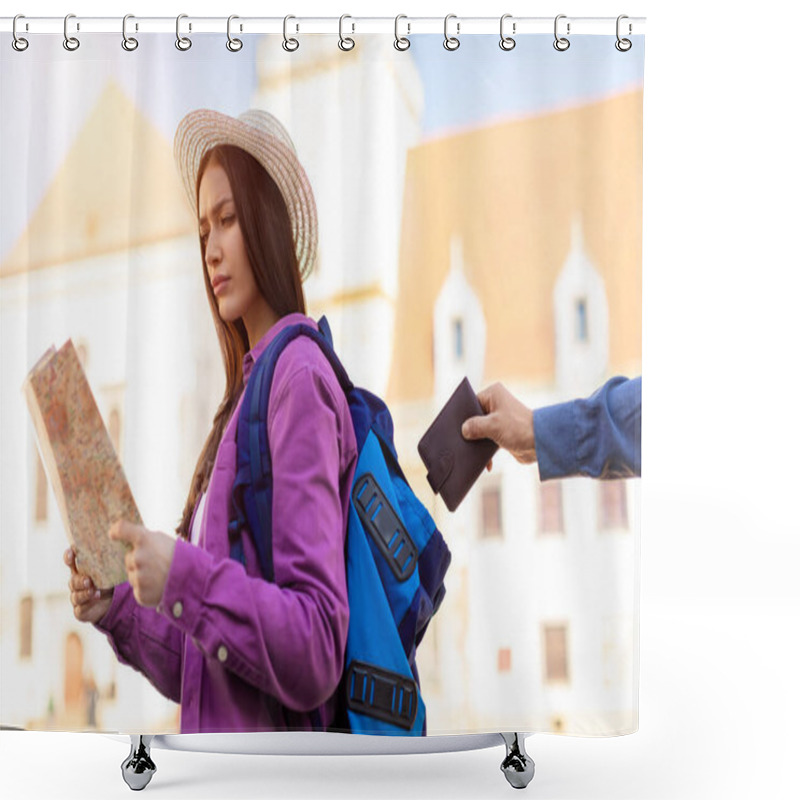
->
<box><xmin>205</xmin><ymin>233</ymin><xmax>221</xmax><ymax>267</ymax></box>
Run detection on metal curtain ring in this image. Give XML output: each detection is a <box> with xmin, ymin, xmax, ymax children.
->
<box><xmin>338</xmin><ymin>14</ymin><xmax>355</xmax><ymax>51</ymax></box>
<box><xmin>12</xmin><ymin>14</ymin><xmax>29</xmax><ymax>51</ymax></box>
<box><xmin>553</xmin><ymin>14</ymin><xmax>570</xmax><ymax>51</ymax></box>
<box><xmin>122</xmin><ymin>14</ymin><xmax>138</xmax><ymax>51</ymax></box>
<box><xmin>226</xmin><ymin>15</ymin><xmax>242</xmax><ymax>51</ymax></box>
<box><xmin>500</xmin><ymin>14</ymin><xmax>516</xmax><ymax>51</ymax></box>
<box><xmin>443</xmin><ymin>14</ymin><xmax>460</xmax><ymax>51</ymax></box>
<box><xmin>64</xmin><ymin>13</ymin><xmax>80</xmax><ymax>51</ymax></box>
<box><xmin>283</xmin><ymin>15</ymin><xmax>299</xmax><ymax>52</ymax></box>
<box><xmin>615</xmin><ymin>14</ymin><xmax>632</xmax><ymax>51</ymax></box>
<box><xmin>176</xmin><ymin>14</ymin><xmax>192</xmax><ymax>51</ymax></box>
<box><xmin>394</xmin><ymin>15</ymin><xmax>410</xmax><ymax>51</ymax></box>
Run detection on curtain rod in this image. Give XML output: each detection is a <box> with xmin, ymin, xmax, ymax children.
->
<box><xmin>1</xmin><ymin>16</ymin><xmax>646</xmax><ymax>36</ymax></box>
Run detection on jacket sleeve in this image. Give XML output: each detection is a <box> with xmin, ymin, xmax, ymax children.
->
<box><xmin>93</xmin><ymin>581</ymin><xmax>183</xmax><ymax>704</ymax></box>
<box><xmin>157</xmin><ymin>359</ymin><xmax>351</xmax><ymax>713</ymax></box>
<box><xmin>533</xmin><ymin>375</ymin><xmax>642</xmax><ymax>480</ymax></box>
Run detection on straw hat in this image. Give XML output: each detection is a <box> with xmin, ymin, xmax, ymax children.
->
<box><xmin>173</xmin><ymin>108</ymin><xmax>318</xmax><ymax>280</ymax></box>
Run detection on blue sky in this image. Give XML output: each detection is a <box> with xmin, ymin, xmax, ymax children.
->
<box><xmin>410</xmin><ymin>34</ymin><xmax>644</xmax><ymax>136</ymax></box>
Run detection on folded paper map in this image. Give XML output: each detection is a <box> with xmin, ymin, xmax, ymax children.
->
<box><xmin>22</xmin><ymin>340</ymin><xmax>138</xmax><ymax>589</ymax></box>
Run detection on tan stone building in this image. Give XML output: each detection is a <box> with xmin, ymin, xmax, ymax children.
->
<box><xmin>387</xmin><ymin>89</ymin><xmax>643</xmax><ymax>733</ymax></box>
<box><xmin>0</xmin><ymin>79</ymin><xmax>215</xmax><ymax>731</ymax></box>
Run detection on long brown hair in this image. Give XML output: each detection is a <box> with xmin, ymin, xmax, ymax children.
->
<box><xmin>176</xmin><ymin>144</ymin><xmax>306</xmax><ymax>539</ymax></box>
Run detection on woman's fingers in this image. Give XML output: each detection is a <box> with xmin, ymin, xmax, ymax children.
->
<box><xmin>67</xmin><ymin>561</ymin><xmax>104</xmax><ymax>604</ymax></box>
<box><xmin>71</xmin><ymin>586</ymin><xmax>100</xmax><ymax>605</ymax></box>
<box><xmin>69</xmin><ymin>571</ymin><xmax>101</xmax><ymax>600</ymax></box>
<box><xmin>66</xmin><ymin>548</ymin><xmax>107</xmax><ymax>593</ymax></box>
<box><xmin>69</xmin><ymin>571</ymin><xmax>95</xmax><ymax>593</ymax></box>
<box><xmin>64</xmin><ymin>547</ymin><xmax>79</xmax><ymax>574</ymax></box>
<box><xmin>65</xmin><ymin>545</ymin><xmax>114</xmax><ymax>623</ymax></box>
<box><xmin>71</xmin><ymin>587</ymin><xmax>112</xmax><ymax>622</ymax></box>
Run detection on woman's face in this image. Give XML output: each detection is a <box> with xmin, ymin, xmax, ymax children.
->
<box><xmin>198</xmin><ymin>160</ymin><xmax>272</xmax><ymax>339</ymax></box>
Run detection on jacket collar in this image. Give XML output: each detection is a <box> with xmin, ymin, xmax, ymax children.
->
<box><xmin>242</xmin><ymin>312</ymin><xmax>315</xmax><ymax>387</ymax></box>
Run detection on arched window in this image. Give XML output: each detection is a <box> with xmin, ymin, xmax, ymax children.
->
<box><xmin>552</xmin><ymin>221</ymin><xmax>609</xmax><ymax>391</ymax></box>
<box><xmin>542</xmin><ymin>623</ymin><xmax>570</xmax><ymax>684</ymax></box>
<box><xmin>64</xmin><ymin>632</ymin><xmax>84</xmax><ymax>721</ymax></box>
<box><xmin>452</xmin><ymin>317</ymin><xmax>464</xmax><ymax>359</ymax></box>
<box><xmin>598</xmin><ymin>480</ymin><xmax>628</xmax><ymax>531</ymax></box>
<box><xmin>19</xmin><ymin>595</ymin><xmax>33</xmax><ymax>659</ymax></box>
<box><xmin>497</xmin><ymin>647</ymin><xmax>512</xmax><ymax>673</ymax></box>
<box><xmin>575</xmin><ymin>297</ymin><xmax>588</xmax><ymax>342</ymax></box>
<box><xmin>538</xmin><ymin>481</ymin><xmax>564</xmax><ymax>535</ymax></box>
<box><xmin>480</xmin><ymin>485</ymin><xmax>503</xmax><ymax>539</ymax></box>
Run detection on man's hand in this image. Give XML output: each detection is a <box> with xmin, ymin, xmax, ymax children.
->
<box><xmin>461</xmin><ymin>382</ymin><xmax>537</xmax><ymax>467</ymax></box>
<box><xmin>109</xmin><ymin>520</ymin><xmax>177</xmax><ymax>608</ymax></box>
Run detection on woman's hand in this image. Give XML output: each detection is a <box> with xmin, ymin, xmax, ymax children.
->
<box><xmin>64</xmin><ymin>547</ymin><xmax>113</xmax><ymax>624</ymax></box>
<box><xmin>109</xmin><ymin>520</ymin><xmax>177</xmax><ymax>608</ymax></box>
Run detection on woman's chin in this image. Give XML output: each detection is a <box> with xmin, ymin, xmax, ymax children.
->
<box><xmin>217</xmin><ymin>302</ymin><xmax>239</xmax><ymax>323</ymax></box>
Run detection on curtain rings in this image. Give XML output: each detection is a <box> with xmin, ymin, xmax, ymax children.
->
<box><xmin>12</xmin><ymin>14</ymin><xmax>29</xmax><ymax>51</ymax></box>
<box><xmin>226</xmin><ymin>15</ymin><xmax>242</xmax><ymax>51</ymax></box>
<box><xmin>443</xmin><ymin>14</ymin><xmax>460</xmax><ymax>51</ymax></box>
<box><xmin>283</xmin><ymin>15</ymin><xmax>299</xmax><ymax>52</ymax></box>
<box><xmin>122</xmin><ymin>14</ymin><xmax>138</xmax><ymax>51</ymax></box>
<box><xmin>499</xmin><ymin>14</ymin><xmax>516</xmax><ymax>51</ymax></box>
<box><xmin>64</xmin><ymin>13</ymin><xmax>80</xmax><ymax>51</ymax></box>
<box><xmin>338</xmin><ymin>14</ymin><xmax>355</xmax><ymax>51</ymax></box>
<box><xmin>394</xmin><ymin>15</ymin><xmax>410</xmax><ymax>51</ymax></box>
<box><xmin>553</xmin><ymin>14</ymin><xmax>570</xmax><ymax>51</ymax></box>
<box><xmin>615</xmin><ymin>15</ymin><xmax>632</xmax><ymax>51</ymax></box>
<box><xmin>176</xmin><ymin>14</ymin><xmax>192</xmax><ymax>51</ymax></box>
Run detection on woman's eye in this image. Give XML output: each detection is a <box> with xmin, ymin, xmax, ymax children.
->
<box><xmin>222</xmin><ymin>215</ymin><xmax>234</xmax><ymax>225</ymax></box>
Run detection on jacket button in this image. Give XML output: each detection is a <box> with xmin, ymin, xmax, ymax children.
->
<box><xmin>172</xmin><ymin>601</ymin><xmax>183</xmax><ymax>619</ymax></box>
<box><xmin>217</xmin><ymin>645</ymin><xmax>228</xmax><ymax>663</ymax></box>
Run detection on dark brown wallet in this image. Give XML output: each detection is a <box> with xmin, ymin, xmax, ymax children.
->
<box><xmin>417</xmin><ymin>377</ymin><xmax>498</xmax><ymax>512</ymax></box>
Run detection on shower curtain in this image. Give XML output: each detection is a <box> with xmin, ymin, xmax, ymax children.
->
<box><xmin>0</xmin><ymin>22</ymin><xmax>644</xmax><ymax>738</ymax></box>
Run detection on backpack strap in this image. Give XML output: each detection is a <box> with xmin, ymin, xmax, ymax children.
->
<box><xmin>229</xmin><ymin>317</ymin><xmax>351</xmax><ymax>582</ymax></box>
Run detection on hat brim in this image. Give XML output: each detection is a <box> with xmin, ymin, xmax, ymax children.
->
<box><xmin>173</xmin><ymin>109</ymin><xmax>317</xmax><ymax>281</ymax></box>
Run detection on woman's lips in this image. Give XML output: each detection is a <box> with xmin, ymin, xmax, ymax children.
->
<box><xmin>213</xmin><ymin>277</ymin><xmax>230</xmax><ymax>296</ymax></box>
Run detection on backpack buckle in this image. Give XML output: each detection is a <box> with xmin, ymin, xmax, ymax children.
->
<box><xmin>353</xmin><ymin>473</ymin><xmax>418</xmax><ymax>582</ymax></box>
<box><xmin>346</xmin><ymin>661</ymin><xmax>418</xmax><ymax>730</ymax></box>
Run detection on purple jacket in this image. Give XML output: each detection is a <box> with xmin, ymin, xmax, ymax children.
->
<box><xmin>95</xmin><ymin>313</ymin><xmax>358</xmax><ymax>732</ymax></box>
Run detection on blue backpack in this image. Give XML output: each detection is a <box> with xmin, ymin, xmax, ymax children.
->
<box><xmin>228</xmin><ymin>317</ymin><xmax>451</xmax><ymax>735</ymax></box>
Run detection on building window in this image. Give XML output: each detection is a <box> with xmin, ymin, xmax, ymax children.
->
<box><xmin>20</xmin><ymin>595</ymin><xmax>33</xmax><ymax>659</ymax></box>
<box><xmin>480</xmin><ymin>486</ymin><xmax>502</xmax><ymax>539</ymax></box>
<box><xmin>497</xmin><ymin>647</ymin><xmax>512</xmax><ymax>673</ymax></box>
<box><xmin>576</xmin><ymin>298</ymin><xmax>588</xmax><ymax>342</ymax></box>
<box><xmin>35</xmin><ymin>450</ymin><xmax>48</xmax><ymax>523</ymax></box>
<box><xmin>599</xmin><ymin>480</ymin><xmax>628</xmax><ymax>530</ymax></box>
<box><xmin>539</xmin><ymin>481</ymin><xmax>564</xmax><ymax>535</ymax></box>
<box><xmin>64</xmin><ymin>632</ymin><xmax>84</xmax><ymax>717</ymax></box>
<box><xmin>453</xmin><ymin>317</ymin><xmax>464</xmax><ymax>359</ymax></box>
<box><xmin>543</xmin><ymin>624</ymin><xmax>570</xmax><ymax>684</ymax></box>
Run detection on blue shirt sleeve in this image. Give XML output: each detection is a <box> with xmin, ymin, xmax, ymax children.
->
<box><xmin>533</xmin><ymin>376</ymin><xmax>641</xmax><ymax>480</ymax></box>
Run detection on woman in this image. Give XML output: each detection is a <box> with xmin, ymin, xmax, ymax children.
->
<box><xmin>64</xmin><ymin>109</ymin><xmax>358</xmax><ymax>733</ymax></box>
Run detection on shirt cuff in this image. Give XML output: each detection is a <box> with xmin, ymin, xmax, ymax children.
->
<box><xmin>157</xmin><ymin>537</ymin><xmax>214</xmax><ymax>636</ymax></box>
<box><xmin>94</xmin><ymin>583</ymin><xmax>134</xmax><ymax>638</ymax></box>
<box><xmin>534</xmin><ymin>401</ymin><xmax>579</xmax><ymax>481</ymax></box>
